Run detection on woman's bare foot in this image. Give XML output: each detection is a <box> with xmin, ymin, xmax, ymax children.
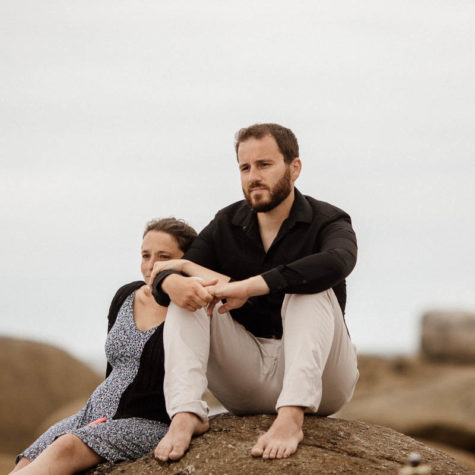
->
<box><xmin>251</xmin><ymin>406</ymin><xmax>304</xmax><ymax>459</ymax></box>
<box><xmin>154</xmin><ymin>412</ymin><xmax>209</xmax><ymax>462</ymax></box>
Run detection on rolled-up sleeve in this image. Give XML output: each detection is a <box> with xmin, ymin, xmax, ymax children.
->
<box><xmin>261</xmin><ymin>215</ymin><xmax>357</xmax><ymax>294</ymax></box>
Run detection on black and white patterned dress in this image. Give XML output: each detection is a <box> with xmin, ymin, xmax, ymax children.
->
<box><xmin>19</xmin><ymin>290</ymin><xmax>168</xmax><ymax>462</ymax></box>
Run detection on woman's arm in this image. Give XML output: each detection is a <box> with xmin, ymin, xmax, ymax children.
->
<box><xmin>150</xmin><ymin>259</ymin><xmax>230</xmax><ymax>286</ymax></box>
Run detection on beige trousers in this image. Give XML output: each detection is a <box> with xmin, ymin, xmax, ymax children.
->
<box><xmin>163</xmin><ymin>289</ymin><xmax>359</xmax><ymax>422</ymax></box>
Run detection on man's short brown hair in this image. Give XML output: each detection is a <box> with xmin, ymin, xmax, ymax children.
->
<box><xmin>234</xmin><ymin>123</ymin><xmax>299</xmax><ymax>164</ymax></box>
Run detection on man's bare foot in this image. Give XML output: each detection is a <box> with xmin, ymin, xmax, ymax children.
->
<box><xmin>251</xmin><ymin>406</ymin><xmax>304</xmax><ymax>459</ymax></box>
<box><xmin>154</xmin><ymin>412</ymin><xmax>209</xmax><ymax>462</ymax></box>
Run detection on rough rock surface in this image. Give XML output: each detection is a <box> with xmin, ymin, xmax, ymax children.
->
<box><xmin>0</xmin><ymin>337</ymin><xmax>101</xmax><ymax>454</ymax></box>
<box><xmin>337</xmin><ymin>355</ymin><xmax>475</xmax><ymax>453</ymax></box>
<box><xmin>421</xmin><ymin>311</ymin><xmax>475</xmax><ymax>363</ymax></box>
<box><xmin>84</xmin><ymin>414</ymin><xmax>471</xmax><ymax>474</ymax></box>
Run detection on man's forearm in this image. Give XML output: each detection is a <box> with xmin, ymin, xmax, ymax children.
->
<box><xmin>243</xmin><ymin>275</ymin><xmax>270</xmax><ymax>297</ymax></box>
<box><xmin>261</xmin><ymin>247</ymin><xmax>356</xmax><ymax>295</ymax></box>
<box><xmin>208</xmin><ymin>275</ymin><xmax>270</xmax><ymax>315</ymax></box>
<box><xmin>181</xmin><ymin>260</ymin><xmax>230</xmax><ymax>284</ymax></box>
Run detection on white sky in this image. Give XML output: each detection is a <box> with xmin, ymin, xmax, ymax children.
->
<box><xmin>1</xmin><ymin>0</ymin><xmax>474</xmax><ymax>367</ymax></box>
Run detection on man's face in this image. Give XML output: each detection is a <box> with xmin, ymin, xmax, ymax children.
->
<box><xmin>237</xmin><ymin>135</ymin><xmax>296</xmax><ymax>213</ymax></box>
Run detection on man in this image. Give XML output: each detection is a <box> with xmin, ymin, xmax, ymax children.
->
<box><xmin>152</xmin><ymin>123</ymin><xmax>359</xmax><ymax>461</ymax></box>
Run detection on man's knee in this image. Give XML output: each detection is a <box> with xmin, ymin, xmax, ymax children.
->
<box><xmin>282</xmin><ymin>290</ymin><xmax>347</xmax><ymax>339</ymax></box>
<box><xmin>283</xmin><ymin>289</ymin><xmax>337</xmax><ymax>311</ymax></box>
<box><xmin>166</xmin><ymin>302</ymin><xmax>208</xmax><ymax>324</ymax></box>
<box><xmin>318</xmin><ymin>377</ymin><xmax>358</xmax><ymax>415</ymax></box>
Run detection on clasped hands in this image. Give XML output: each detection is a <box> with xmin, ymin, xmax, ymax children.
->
<box><xmin>148</xmin><ymin>260</ymin><xmax>251</xmax><ymax>315</ymax></box>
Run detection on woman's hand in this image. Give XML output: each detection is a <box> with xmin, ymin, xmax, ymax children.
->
<box><xmin>150</xmin><ymin>259</ymin><xmax>187</xmax><ymax>287</ymax></box>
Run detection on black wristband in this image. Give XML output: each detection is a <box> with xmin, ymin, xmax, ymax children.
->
<box><xmin>151</xmin><ymin>270</ymin><xmax>182</xmax><ymax>307</ymax></box>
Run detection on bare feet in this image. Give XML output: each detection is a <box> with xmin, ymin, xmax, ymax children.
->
<box><xmin>251</xmin><ymin>406</ymin><xmax>304</xmax><ymax>459</ymax></box>
<box><xmin>154</xmin><ymin>412</ymin><xmax>209</xmax><ymax>462</ymax></box>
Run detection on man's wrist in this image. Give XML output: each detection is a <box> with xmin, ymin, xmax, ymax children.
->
<box><xmin>244</xmin><ymin>275</ymin><xmax>270</xmax><ymax>297</ymax></box>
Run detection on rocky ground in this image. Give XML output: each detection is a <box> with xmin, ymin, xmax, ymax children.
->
<box><xmin>84</xmin><ymin>414</ymin><xmax>471</xmax><ymax>474</ymax></box>
<box><xmin>2</xmin><ymin>327</ymin><xmax>475</xmax><ymax>473</ymax></box>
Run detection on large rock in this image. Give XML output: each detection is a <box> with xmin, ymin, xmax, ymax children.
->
<box><xmin>421</xmin><ymin>311</ymin><xmax>475</xmax><ymax>363</ymax></box>
<box><xmin>0</xmin><ymin>453</ymin><xmax>15</xmax><ymax>474</ymax></box>
<box><xmin>337</xmin><ymin>355</ymin><xmax>475</xmax><ymax>454</ymax></box>
<box><xmin>35</xmin><ymin>397</ymin><xmax>88</xmax><ymax>437</ymax></box>
<box><xmin>0</xmin><ymin>337</ymin><xmax>101</xmax><ymax>455</ymax></box>
<box><xmin>85</xmin><ymin>415</ymin><xmax>471</xmax><ymax>474</ymax></box>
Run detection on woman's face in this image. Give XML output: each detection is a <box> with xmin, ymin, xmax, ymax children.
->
<box><xmin>141</xmin><ymin>231</ymin><xmax>184</xmax><ymax>284</ymax></box>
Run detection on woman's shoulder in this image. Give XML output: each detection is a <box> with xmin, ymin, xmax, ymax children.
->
<box><xmin>113</xmin><ymin>281</ymin><xmax>146</xmax><ymax>300</ymax></box>
<box><xmin>107</xmin><ymin>281</ymin><xmax>145</xmax><ymax>328</ymax></box>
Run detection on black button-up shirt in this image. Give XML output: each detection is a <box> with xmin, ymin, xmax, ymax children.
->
<box><xmin>154</xmin><ymin>188</ymin><xmax>357</xmax><ymax>339</ymax></box>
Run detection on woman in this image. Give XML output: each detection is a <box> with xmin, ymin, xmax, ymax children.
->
<box><xmin>11</xmin><ymin>218</ymin><xmax>203</xmax><ymax>475</ymax></box>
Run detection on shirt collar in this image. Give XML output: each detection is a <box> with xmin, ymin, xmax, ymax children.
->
<box><xmin>231</xmin><ymin>188</ymin><xmax>313</xmax><ymax>229</ymax></box>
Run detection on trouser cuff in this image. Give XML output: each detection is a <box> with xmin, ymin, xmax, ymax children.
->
<box><xmin>169</xmin><ymin>401</ymin><xmax>209</xmax><ymax>423</ymax></box>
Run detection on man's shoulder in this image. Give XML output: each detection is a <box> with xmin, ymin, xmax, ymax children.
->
<box><xmin>195</xmin><ymin>200</ymin><xmax>249</xmax><ymax>241</ymax></box>
<box><xmin>213</xmin><ymin>199</ymin><xmax>249</xmax><ymax>222</ymax></box>
<box><xmin>300</xmin><ymin>192</ymin><xmax>351</xmax><ymax>221</ymax></box>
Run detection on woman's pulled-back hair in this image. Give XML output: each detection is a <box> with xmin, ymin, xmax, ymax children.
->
<box><xmin>143</xmin><ymin>217</ymin><xmax>197</xmax><ymax>253</ymax></box>
<box><xmin>234</xmin><ymin>123</ymin><xmax>299</xmax><ymax>164</ymax></box>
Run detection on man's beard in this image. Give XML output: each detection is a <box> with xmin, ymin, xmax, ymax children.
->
<box><xmin>244</xmin><ymin>167</ymin><xmax>292</xmax><ymax>212</ymax></box>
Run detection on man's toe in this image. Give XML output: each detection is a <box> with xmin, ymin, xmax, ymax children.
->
<box><xmin>169</xmin><ymin>446</ymin><xmax>185</xmax><ymax>461</ymax></box>
<box><xmin>267</xmin><ymin>445</ymin><xmax>279</xmax><ymax>459</ymax></box>
<box><xmin>155</xmin><ymin>440</ymin><xmax>172</xmax><ymax>461</ymax></box>
<box><xmin>251</xmin><ymin>441</ymin><xmax>265</xmax><ymax>457</ymax></box>
<box><xmin>276</xmin><ymin>446</ymin><xmax>286</xmax><ymax>459</ymax></box>
<box><xmin>282</xmin><ymin>446</ymin><xmax>292</xmax><ymax>459</ymax></box>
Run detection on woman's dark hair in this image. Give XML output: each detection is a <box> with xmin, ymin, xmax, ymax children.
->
<box><xmin>143</xmin><ymin>217</ymin><xmax>197</xmax><ymax>253</ymax></box>
<box><xmin>234</xmin><ymin>123</ymin><xmax>299</xmax><ymax>164</ymax></box>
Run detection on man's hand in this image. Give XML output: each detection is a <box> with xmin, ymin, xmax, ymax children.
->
<box><xmin>162</xmin><ymin>274</ymin><xmax>216</xmax><ymax>312</ymax></box>
<box><xmin>206</xmin><ymin>276</ymin><xmax>270</xmax><ymax>316</ymax></box>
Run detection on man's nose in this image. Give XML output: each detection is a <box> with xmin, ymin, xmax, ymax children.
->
<box><xmin>248</xmin><ymin>166</ymin><xmax>261</xmax><ymax>182</ymax></box>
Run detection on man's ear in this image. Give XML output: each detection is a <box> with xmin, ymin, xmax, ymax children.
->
<box><xmin>290</xmin><ymin>158</ymin><xmax>302</xmax><ymax>182</ymax></box>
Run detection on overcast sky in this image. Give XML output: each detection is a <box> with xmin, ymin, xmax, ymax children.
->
<box><xmin>1</xmin><ymin>0</ymin><xmax>474</xmax><ymax>367</ymax></box>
